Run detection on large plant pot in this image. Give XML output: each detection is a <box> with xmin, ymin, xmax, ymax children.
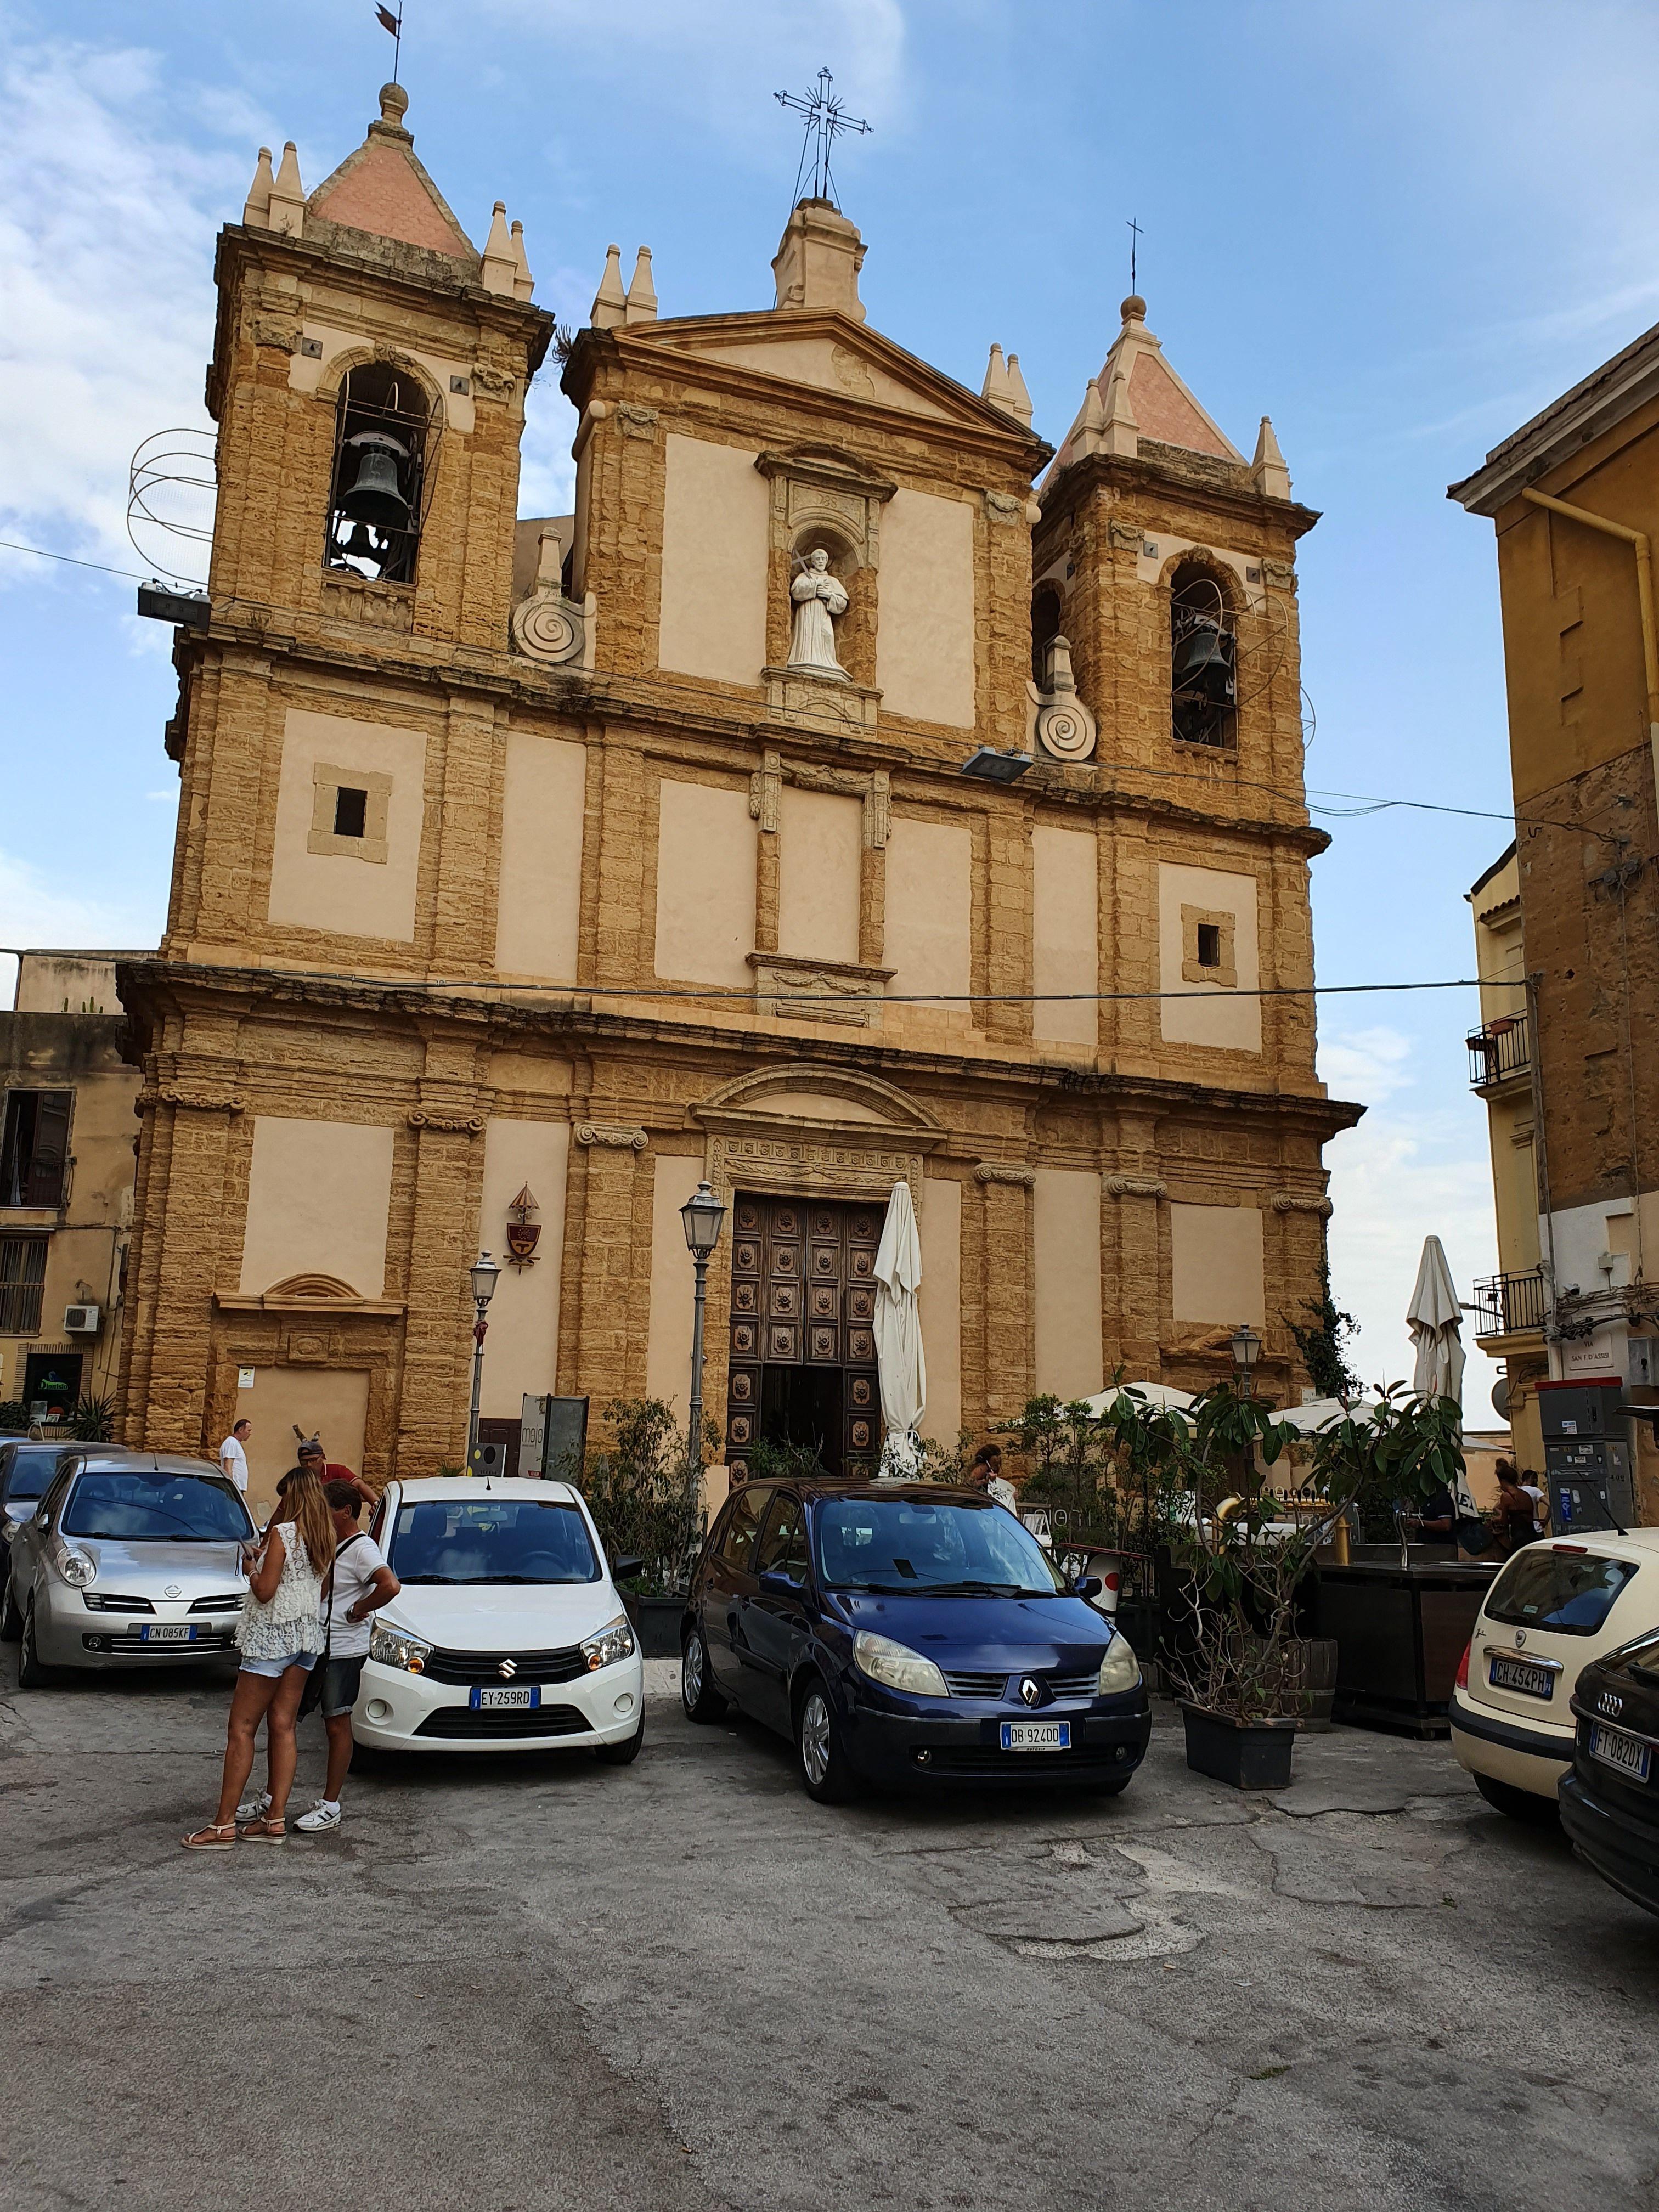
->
<box><xmin>621</xmin><ymin>1594</ymin><xmax>686</xmax><ymax>1658</ymax></box>
<box><xmin>1180</xmin><ymin>1703</ymin><xmax>1298</xmax><ymax>1791</ymax></box>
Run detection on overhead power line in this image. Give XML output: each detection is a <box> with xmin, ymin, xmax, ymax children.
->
<box><xmin>0</xmin><ymin>535</ymin><xmax>152</xmax><ymax>583</ymax></box>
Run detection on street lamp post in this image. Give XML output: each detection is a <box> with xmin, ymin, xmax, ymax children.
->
<box><xmin>679</xmin><ymin>1181</ymin><xmax>727</xmax><ymax>1476</ymax></box>
<box><xmin>1229</xmin><ymin>1322</ymin><xmax>1262</xmax><ymax>1400</ymax></box>
<box><xmin>465</xmin><ymin>1250</ymin><xmax>501</xmax><ymax>1470</ymax></box>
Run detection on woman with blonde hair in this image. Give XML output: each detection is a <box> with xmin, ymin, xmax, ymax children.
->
<box><xmin>183</xmin><ymin>1463</ymin><xmax>336</xmax><ymax>1849</ymax></box>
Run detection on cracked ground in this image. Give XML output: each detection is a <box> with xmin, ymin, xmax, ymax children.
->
<box><xmin>3</xmin><ymin>1652</ymin><xmax>1657</xmax><ymax>2212</ymax></box>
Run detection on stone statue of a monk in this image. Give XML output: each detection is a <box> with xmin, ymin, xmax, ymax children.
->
<box><xmin>787</xmin><ymin>548</ymin><xmax>850</xmax><ymax>679</ymax></box>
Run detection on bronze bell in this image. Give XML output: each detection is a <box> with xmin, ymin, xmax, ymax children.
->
<box><xmin>340</xmin><ymin>432</ymin><xmax>410</xmax><ymax>529</ymax></box>
<box><xmin>1172</xmin><ymin>617</ymin><xmax>1235</xmax><ymax>703</ymax></box>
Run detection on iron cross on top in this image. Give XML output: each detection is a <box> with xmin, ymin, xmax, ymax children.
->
<box><xmin>776</xmin><ymin>67</ymin><xmax>871</xmax><ymax>206</ymax></box>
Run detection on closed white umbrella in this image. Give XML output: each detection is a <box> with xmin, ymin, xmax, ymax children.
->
<box><xmin>1408</xmin><ymin>1235</ymin><xmax>1466</xmax><ymax>1406</ymax></box>
<box><xmin>873</xmin><ymin>1181</ymin><xmax>926</xmax><ymax>1472</ymax></box>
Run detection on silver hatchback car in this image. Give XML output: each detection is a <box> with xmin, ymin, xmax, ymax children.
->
<box><xmin>3</xmin><ymin>1448</ymin><xmax>256</xmax><ymax>1684</ymax></box>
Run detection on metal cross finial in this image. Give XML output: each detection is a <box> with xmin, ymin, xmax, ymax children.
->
<box><xmin>1127</xmin><ymin>216</ymin><xmax>1143</xmax><ymax>294</ymax></box>
<box><xmin>776</xmin><ymin>66</ymin><xmax>871</xmax><ymax>210</ymax></box>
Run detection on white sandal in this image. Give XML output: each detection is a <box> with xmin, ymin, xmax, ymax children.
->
<box><xmin>182</xmin><ymin>1821</ymin><xmax>239</xmax><ymax>1851</ymax></box>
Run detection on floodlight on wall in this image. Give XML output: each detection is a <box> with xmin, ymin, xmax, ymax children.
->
<box><xmin>958</xmin><ymin>747</ymin><xmax>1033</xmax><ymax>784</ymax></box>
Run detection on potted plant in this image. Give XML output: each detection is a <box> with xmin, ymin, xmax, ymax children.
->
<box><xmin>564</xmin><ymin>1396</ymin><xmax>715</xmax><ymax>1655</ymax></box>
<box><xmin>1097</xmin><ymin>1384</ymin><xmax>1463</xmax><ymax>1788</ymax></box>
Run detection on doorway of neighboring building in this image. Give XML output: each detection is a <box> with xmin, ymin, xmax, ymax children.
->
<box><xmin>724</xmin><ymin>1193</ymin><xmax>883</xmax><ymax>1481</ymax></box>
<box><xmin>24</xmin><ymin>1350</ymin><xmax>82</xmax><ymax>1425</ymax></box>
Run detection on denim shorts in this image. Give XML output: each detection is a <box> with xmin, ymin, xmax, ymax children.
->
<box><xmin>317</xmin><ymin>1653</ymin><xmax>366</xmax><ymax>1717</ymax></box>
<box><xmin>239</xmin><ymin>1650</ymin><xmax>320</xmax><ymax>1680</ymax></box>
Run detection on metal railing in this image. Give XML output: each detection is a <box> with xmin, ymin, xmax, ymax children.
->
<box><xmin>1466</xmin><ymin>1013</ymin><xmax>1530</xmax><ymax>1089</ymax></box>
<box><xmin>1469</xmin><ymin>1268</ymin><xmax>1547</xmax><ymax>1339</ymax></box>
<box><xmin>0</xmin><ymin>1236</ymin><xmax>47</xmax><ymax>1337</ymax></box>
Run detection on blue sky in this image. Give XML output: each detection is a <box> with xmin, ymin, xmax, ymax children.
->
<box><xmin>5</xmin><ymin>0</ymin><xmax>1657</xmax><ymax>1412</ymax></box>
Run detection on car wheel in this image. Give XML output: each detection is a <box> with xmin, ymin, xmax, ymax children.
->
<box><xmin>17</xmin><ymin>1598</ymin><xmax>53</xmax><ymax>1688</ymax></box>
<box><xmin>796</xmin><ymin>1675</ymin><xmax>859</xmax><ymax>1804</ymax></box>
<box><xmin>0</xmin><ymin>1573</ymin><xmax>21</xmax><ymax>1641</ymax></box>
<box><xmin>595</xmin><ymin>1712</ymin><xmax>646</xmax><ymax>1765</ymax></box>
<box><xmin>1473</xmin><ymin>1771</ymin><xmax>1560</xmax><ymax>1824</ymax></box>
<box><xmin>680</xmin><ymin>1624</ymin><xmax>726</xmax><ymax>1723</ymax></box>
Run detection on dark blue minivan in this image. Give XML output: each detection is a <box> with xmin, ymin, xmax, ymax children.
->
<box><xmin>681</xmin><ymin>1480</ymin><xmax>1152</xmax><ymax>1801</ymax></box>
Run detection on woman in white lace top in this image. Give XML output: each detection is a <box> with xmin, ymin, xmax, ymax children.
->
<box><xmin>183</xmin><ymin>1464</ymin><xmax>336</xmax><ymax>1848</ymax></box>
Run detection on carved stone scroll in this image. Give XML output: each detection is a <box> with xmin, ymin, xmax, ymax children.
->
<box><xmin>1104</xmin><ymin>1174</ymin><xmax>1168</xmax><ymax>1199</ymax></box>
<box><xmin>407</xmin><ymin>1110</ymin><xmax>486</xmax><ymax>1135</ymax></box>
<box><xmin>1271</xmin><ymin>1192</ymin><xmax>1332</xmax><ymax>1216</ymax></box>
<box><xmin>575</xmin><ymin>1122</ymin><xmax>649</xmax><ymax>1152</ymax></box>
<box><xmin>974</xmin><ymin>1163</ymin><xmax>1036</xmax><ymax>1188</ymax></box>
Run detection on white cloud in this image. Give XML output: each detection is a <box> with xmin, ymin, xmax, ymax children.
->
<box><xmin>0</xmin><ymin>35</ymin><xmax>240</xmax><ymax>580</ymax></box>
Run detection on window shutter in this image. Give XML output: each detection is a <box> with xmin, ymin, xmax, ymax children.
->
<box><xmin>25</xmin><ymin>1091</ymin><xmax>71</xmax><ymax>1207</ymax></box>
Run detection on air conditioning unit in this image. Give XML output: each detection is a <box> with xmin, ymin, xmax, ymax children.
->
<box><xmin>64</xmin><ymin>1304</ymin><xmax>100</xmax><ymax>1335</ymax></box>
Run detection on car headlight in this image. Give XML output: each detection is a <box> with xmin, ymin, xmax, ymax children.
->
<box><xmin>369</xmin><ymin>1621</ymin><xmax>433</xmax><ymax>1673</ymax></box>
<box><xmin>1097</xmin><ymin>1633</ymin><xmax>1141</xmax><ymax>1696</ymax></box>
<box><xmin>853</xmin><ymin>1629</ymin><xmax>949</xmax><ymax>1699</ymax></box>
<box><xmin>582</xmin><ymin>1613</ymin><xmax>637</xmax><ymax>1671</ymax></box>
<box><xmin>52</xmin><ymin>1543</ymin><xmax>96</xmax><ymax>1588</ymax></box>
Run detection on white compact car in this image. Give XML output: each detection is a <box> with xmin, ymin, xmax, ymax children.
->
<box><xmin>357</xmin><ymin>1476</ymin><xmax>647</xmax><ymax>1760</ymax></box>
<box><xmin>1450</xmin><ymin>1528</ymin><xmax>1659</xmax><ymax>1817</ymax></box>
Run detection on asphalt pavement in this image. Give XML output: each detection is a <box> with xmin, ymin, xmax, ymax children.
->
<box><xmin>3</xmin><ymin>1649</ymin><xmax>1657</xmax><ymax>2212</ymax></box>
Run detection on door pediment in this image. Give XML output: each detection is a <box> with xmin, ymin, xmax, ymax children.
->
<box><xmin>691</xmin><ymin>1065</ymin><xmax>941</xmax><ymax>1205</ymax></box>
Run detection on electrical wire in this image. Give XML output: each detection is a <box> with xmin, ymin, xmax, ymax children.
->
<box><xmin>0</xmin><ymin>537</ymin><xmax>153</xmax><ymax>583</ymax></box>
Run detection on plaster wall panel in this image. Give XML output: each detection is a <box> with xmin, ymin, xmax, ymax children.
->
<box><xmin>918</xmin><ymin>1174</ymin><xmax>962</xmax><ymax>1447</ymax></box>
<box><xmin>232</xmin><ymin>1366</ymin><xmax>369</xmax><ymax>1520</ymax></box>
<box><xmin>478</xmin><ymin>1118</ymin><xmax>571</xmax><ymax>1418</ymax></box>
<box><xmin>494</xmin><ymin>733</ymin><xmax>585</xmax><ymax>979</ymax></box>
<box><xmin>1170</xmin><ymin>1203</ymin><xmax>1265</xmax><ymax>1327</ymax></box>
<box><xmin>654</xmin><ymin>781</ymin><xmax>757</xmax><ymax>986</ymax></box>
<box><xmin>689</xmin><ymin>337</ymin><xmax>953</xmax><ymax>420</ymax></box>
<box><xmin>885</xmin><ymin>816</ymin><xmax>972</xmax><ymax>1002</ymax></box>
<box><xmin>268</xmin><ymin>709</ymin><xmax>427</xmax><ymax>942</ymax></box>
<box><xmin>1034</xmin><ymin>1169</ymin><xmax>1104</xmax><ymax>1401</ymax></box>
<box><xmin>657</xmin><ymin>434</ymin><xmax>770</xmax><ymax>685</ymax></box>
<box><xmin>1158</xmin><ymin>862</ymin><xmax>1261</xmax><ymax>1052</ymax></box>
<box><xmin>238</xmin><ymin>1117</ymin><xmax>394</xmax><ymax>1296</ymax></box>
<box><xmin>646</xmin><ymin>1154</ymin><xmax>709</xmax><ymax>1410</ymax></box>
<box><xmin>876</xmin><ymin>489</ymin><xmax>977</xmax><ymax>727</ymax></box>
<box><xmin>778</xmin><ymin>786</ymin><xmax>862</xmax><ymax>966</ymax></box>
<box><xmin>1033</xmin><ymin>825</ymin><xmax>1098</xmax><ymax>1048</ymax></box>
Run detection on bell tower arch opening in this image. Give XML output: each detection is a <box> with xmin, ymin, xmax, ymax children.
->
<box><xmin>1170</xmin><ymin>559</ymin><xmax>1238</xmax><ymax>748</ymax></box>
<box><xmin>325</xmin><ymin>362</ymin><xmax>431</xmax><ymax>585</ymax></box>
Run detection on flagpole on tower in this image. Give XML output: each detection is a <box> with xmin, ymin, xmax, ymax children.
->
<box><xmin>375</xmin><ymin>3</ymin><xmax>404</xmax><ymax>86</ymax></box>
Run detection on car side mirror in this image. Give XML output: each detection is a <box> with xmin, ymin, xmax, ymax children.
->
<box><xmin>1075</xmin><ymin>1576</ymin><xmax>1103</xmax><ymax>1600</ymax></box>
<box><xmin>758</xmin><ymin>1568</ymin><xmax>803</xmax><ymax>1598</ymax></box>
<box><xmin>610</xmin><ymin>1552</ymin><xmax>646</xmax><ymax>1583</ymax></box>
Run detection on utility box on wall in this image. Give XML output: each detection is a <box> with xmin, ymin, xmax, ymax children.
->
<box><xmin>520</xmin><ymin>1393</ymin><xmax>590</xmax><ymax>1477</ymax></box>
<box><xmin>1537</xmin><ymin>1379</ymin><xmax>1624</xmax><ymax>1439</ymax></box>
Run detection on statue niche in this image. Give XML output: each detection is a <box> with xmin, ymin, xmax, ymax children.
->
<box><xmin>787</xmin><ymin>545</ymin><xmax>850</xmax><ymax>681</ymax></box>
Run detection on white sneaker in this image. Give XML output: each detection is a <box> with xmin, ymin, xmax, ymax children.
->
<box><xmin>235</xmin><ymin>1791</ymin><xmax>272</xmax><ymax>1824</ymax></box>
<box><xmin>295</xmin><ymin>1800</ymin><xmax>342</xmax><ymax>1833</ymax></box>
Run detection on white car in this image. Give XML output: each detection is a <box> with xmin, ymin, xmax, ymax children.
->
<box><xmin>357</xmin><ymin>1476</ymin><xmax>646</xmax><ymax>1760</ymax></box>
<box><xmin>1449</xmin><ymin>1528</ymin><xmax>1659</xmax><ymax>1818</ymax></box>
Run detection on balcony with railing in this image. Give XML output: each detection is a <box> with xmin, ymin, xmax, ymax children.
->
<box><xmin>1469</xmin><ymin>1267</ymin><xmax>1547</xmax><ymax>1342</ymax></box>
<box><xmin>1466</xmin><ymin>1013</ymin><xmax>1530</xmax><ymax>1091</ymax></box>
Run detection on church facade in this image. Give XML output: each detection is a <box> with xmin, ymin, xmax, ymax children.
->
<box><xmin>116</xmin><ymin>84</ymin><xmax>1358</xmax><ymax>1504</ymax></box>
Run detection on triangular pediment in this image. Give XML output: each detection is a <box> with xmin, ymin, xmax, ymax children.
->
<box><xmin>630</xmin><ymin>312</ymin><xmax>1034</xmax><ymax>440</ymax></box>
<box><xmin>308</xmin><ymin>127</ymin><xmax>477</xmax><ymax>263</ymax></box>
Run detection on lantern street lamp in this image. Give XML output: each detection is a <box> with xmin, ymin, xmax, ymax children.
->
<box><xmin>465</xmin><ymin>1250</ymin><xmax>502</xmax><ymax>1470</ymax></box>
<box><xmin>679</xmin><ymin>1181</ymin><xmax>727</xmax><ymax>1475</ymax></box>
<box><xmin>1229</xmin><ymin>1322</ymin><xmax>1262</xmax><ymax>1400</ymax></box>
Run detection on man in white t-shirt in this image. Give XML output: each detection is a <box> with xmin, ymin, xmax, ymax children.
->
<box><xmin>297</xmin><ymin>1481</ymin><xmax>399</xmax><ymax>1833</ymax></box>
<box><xmin>218</xmin><ymin>1418</ymin><xmax>251</xmax><ymax>1493</ymax></box>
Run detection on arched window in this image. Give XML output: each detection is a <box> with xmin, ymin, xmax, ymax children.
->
<box><xmin>1031</xmin><ymin>583</ymin><xmax>1063</xmax><ymax>687</ymax></box>
<box><xmin>325</xmin><ymin>363</ymin><xmax>430</xmax><ymax>584</ymax></box>
<box><xmin>1170</xmin><ymin>562</ymin><xmax>1237</xmax><ymax>748</ymax></box>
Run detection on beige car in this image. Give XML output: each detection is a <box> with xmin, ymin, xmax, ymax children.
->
<box><xmin>1451</xmin><ymin>1529</ymin><xmax>1659</xmax><ymax>1818</ymax></box>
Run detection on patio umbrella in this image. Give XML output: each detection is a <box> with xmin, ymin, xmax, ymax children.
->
<box><xmin>873</xmin><ymin>1180</ymin><xmax>926</xmax><ymax>1469</ymax></box>
<box><xmin>1408</xmin><ymin>1235</ymin><xmax>1466</xmax><ymax>1406</ymax></box>
<box><xmin>1080</xmin><ymin>1380</ymin><xmax>1195</xmax><ymax>1417</ymax></box>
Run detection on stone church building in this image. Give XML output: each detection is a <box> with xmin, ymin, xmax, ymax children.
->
<box><xmin>116</xmin><ymin>84</ymin><xmax>1358</xmax><ymax>1502</ymax></box>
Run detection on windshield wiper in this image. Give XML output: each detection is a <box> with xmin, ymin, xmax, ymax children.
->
<box><xmin>394</xmin><ymin>1573</ymin><xmax>463</xmax><ymax>1584</ymax></box>
<box><xmin>920</xmin><ymin>1580</ymin><xmax>1042</xmax><ymax>1597</ymax></box>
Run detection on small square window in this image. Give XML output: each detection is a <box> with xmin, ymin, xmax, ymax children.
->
<box><xmin>333</xmin><ymin>786</ymin><xmax>369</xmax><ymax>839</ymax></box>
<box><xmin>1195</xmin><ymin>923</ymin><xmax>1222</xmax><ymax>969</ymax></box>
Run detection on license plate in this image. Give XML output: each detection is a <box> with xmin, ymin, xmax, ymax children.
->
<box><xmin>140</xmin><ymin>1624</ymin><xmax>196</xmax><ymax>1644</ymax></box>
<box><xmin>1489</xmin><ymin>1654</ymin><xmax>1553</xmax><ymax>1700</ymax></box>
<box><xmin>470</xmin><ymin>1685</ymin><xmax>540</xmax><ymax>1711</ymax></box>
<box><xmin>1000</xmin><ymin>1719</ymin><xmax>1071</xmax><ymax>1752</ymax></box>
<box><xmin>1590</xmin><ymin>1722</ymin><xmax>1652</xmax><ymax>1782</ymax></box>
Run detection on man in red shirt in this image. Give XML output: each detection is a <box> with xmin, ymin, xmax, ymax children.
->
<box><xmin>296</xmin><ymin>1435</ymin><xmax>376</xmax><ymax>1509</ymax></box>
